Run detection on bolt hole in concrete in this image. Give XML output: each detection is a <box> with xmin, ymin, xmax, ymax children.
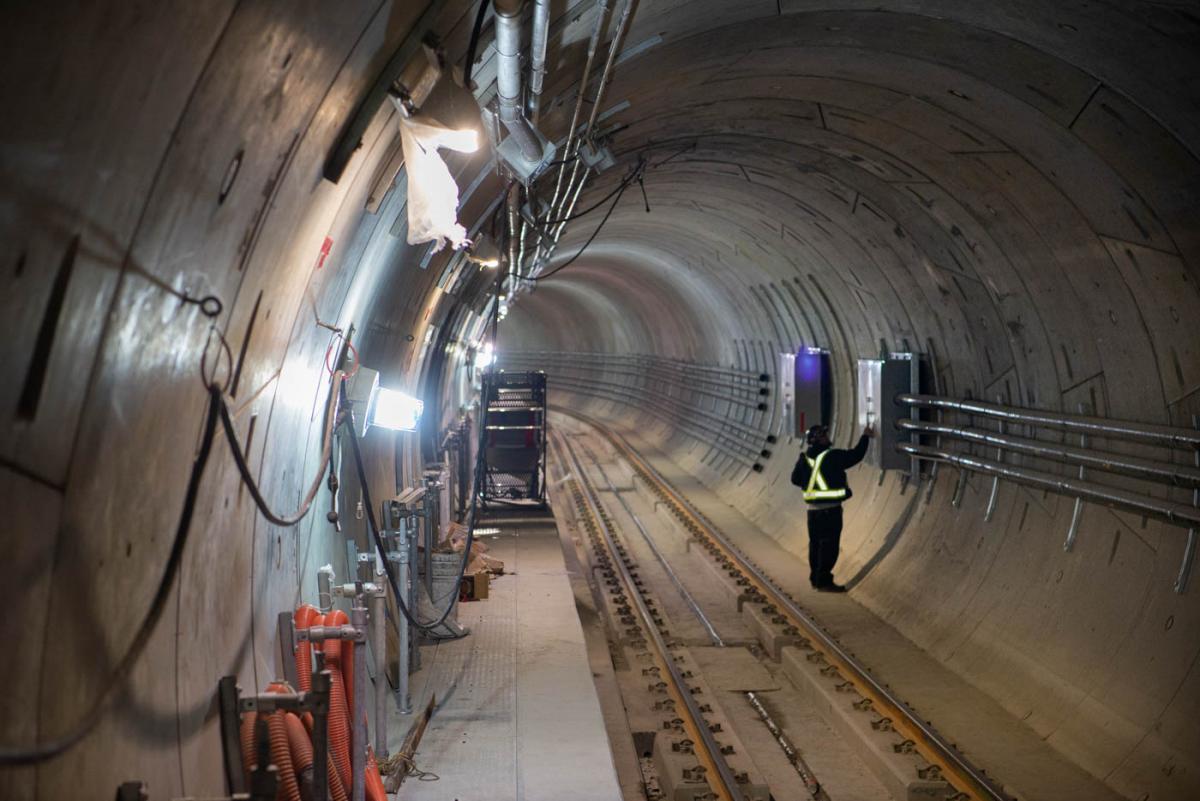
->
<box><xmin>218</xmin><ymin>149</ymin><xmax>243</xmax><ymax>204</ymax></box>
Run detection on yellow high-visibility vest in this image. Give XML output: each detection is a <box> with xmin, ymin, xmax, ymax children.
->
<box><xmin>803</xmin><ymin>450</ymin><xmax>847</xmax><ymax>502</ymax></box>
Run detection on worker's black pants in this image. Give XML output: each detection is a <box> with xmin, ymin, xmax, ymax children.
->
<box><xmin>807</xmin><ymin>505</ymin><xmax>843</xmax><ymax>587</ymax></box>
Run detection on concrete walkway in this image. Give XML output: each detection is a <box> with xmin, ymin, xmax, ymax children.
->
<box><xmin>389</xmin><ymin>514</ymin><xmax>623</xmax><ymax>801</ymax></box>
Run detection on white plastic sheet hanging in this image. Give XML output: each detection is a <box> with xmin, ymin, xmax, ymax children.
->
<box><xmin>394</xmin><ymin>99</ymin><xmax>477</xmax><ymax>252</ymax></box>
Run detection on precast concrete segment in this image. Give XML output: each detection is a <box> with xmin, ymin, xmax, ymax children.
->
<box><xmin>562</xmin><ymin>409</ymin><xmax>1014</xmax><ymax>801</ymax></box>
<box><xmin>5</xmin><ymin>1</ymin><xmax>1200</xmax><ymax>798</ymax></box>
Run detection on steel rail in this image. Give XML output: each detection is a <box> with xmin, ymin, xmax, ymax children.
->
<box><xmin>562</xmin><ymin>410</ymin><xmax>1015</xmax><ymax>801</ymax></box>
<box><xmin>552</xmin><ymin>432</ymin><xmax>747</xmax><ymax>801</ymax></box>
<box><xmin>582</xmin><ymin>443</ymin><xmax>826</xmax><ymax>799</ymax></box>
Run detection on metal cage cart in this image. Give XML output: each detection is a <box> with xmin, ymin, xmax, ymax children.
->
<box><xmin>480</xmin><ymin>370</ymin><xmax>548</xmax><ymax>507</ymax></box>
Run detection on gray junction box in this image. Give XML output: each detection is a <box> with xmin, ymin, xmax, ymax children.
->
<box><xmin>857</xmin><ymin>353</ymin><xmax>929</xmax><ymax>472</ymax></box>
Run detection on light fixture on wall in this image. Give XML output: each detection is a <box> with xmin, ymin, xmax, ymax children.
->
<box><xmin>474</xmin><ymin>342</ymin><xmax>495</xmax><ymax>370</ymax></box>
<box><xmin>346</xmin><ymin>367</ymin><xmax>424</xmax><ymax>433</ymax></box>
<box><xmin>368</xmin><ymin>386</ymin><xmax>424</xmax><ymax>432</ymax></box>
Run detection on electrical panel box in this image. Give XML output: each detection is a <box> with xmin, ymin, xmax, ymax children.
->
<box><xmin>794</xmin><ymin>348</ymin><xmax>832</xmax><ymax>438</ymax></box>
<box><xmin>857</xmin><ymin>353</ymin><xmax>928</xmax><ymax>472</ymax></box>
<box><xmin>778</xmin><ymin>353</ymin><xmax>795</xmax><ymax>437</ymax></box>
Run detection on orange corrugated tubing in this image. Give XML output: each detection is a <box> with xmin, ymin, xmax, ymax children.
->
<box><xmin>268</xmin><ymin>710</ymin><xmax>302</xmax><ymax>801</ymax></box>
<box><xmin>239</xmin><ymin>711</ymin><xmax>258</xmax><ymax>787</ymax></box>
<box><xmin>284</xmin><ymin>712</ymin><xmax>312</xmax><ymax>774</ymax></box>
<box><xmin>324</xmin><ymin>609</ymin><xmax>354</xmax><ymax>716</ymax></box>
<box><xmin>321</xmin><ymin>615</ymin><xmax>353</xmax><ymax>793</ymax></box>
<box><xmin>294</xmin><ymin>604</ymin><xmax>321</xmax><ymax>692</ymax></box>
<box><xmin>366</xmin><ymin>746</ymin><xmax>387</xmax><ymax>801</ymax></box>
<box><xmin>295</xmin><ymin>711</ymin><xmax>350</xmax><ymax>801</ymax></box>
<box><xmin>265</xmin><ymin>683</ymin><xmax>302</xmax><ymax>801</ymax></box>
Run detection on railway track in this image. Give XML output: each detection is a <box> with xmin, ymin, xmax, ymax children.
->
<box><xmin>552</xmin><ymin>412</ymin><xmax>1015</xmax><ymax>801</ymax></box>
<box><xmin>553</xmin><ymin>430</ymin><xmax>764</xmax><ymax>801</ymax></box>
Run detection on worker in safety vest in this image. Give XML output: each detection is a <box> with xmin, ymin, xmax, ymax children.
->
<box><xmin>790</xmin><ymin>423</ymin><xmax>874</xmax><ymax>592</ymax></box>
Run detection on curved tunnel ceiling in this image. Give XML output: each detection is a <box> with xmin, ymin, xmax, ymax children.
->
<box><xmin>2</xmin><ymin>2</ymin><xmax>1198</xmax><ymax>800</ymax></box>
<box><xmin>501</xmin><ymin>4</ymin><xmax>1200</xmax><ymax>800</ymax></box>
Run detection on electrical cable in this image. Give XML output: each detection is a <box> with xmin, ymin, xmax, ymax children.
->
<box><xmin>462</xmin><ymin>0</ymin><xmax>490</xmax><ymax>89</ymax></box>
<box><xmin>0</xmin><ymin>386</ymin><xmax>223</xmax><ymax>766</ymax></box>
<box><xmin>520</xmin><ymin>173</ymin><xmax>631</xmax><ymax>282</ymax></box>
<box><xmin>538</xmin><ymin>159</ymin><xmax>645</xmax><ymax>225</ymax></box>
<box><xmin>341</xmin><ymin>382</ymin><xmax>488</xmax><ymax>634</ymax></box>
<box><xmin>219</xmin><ymin>372</ymin><xmax>345</xmax><ymax>527</ymax></box>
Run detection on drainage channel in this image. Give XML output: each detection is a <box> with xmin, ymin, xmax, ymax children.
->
<box><xmin>562</xmin><ymin>410</ymin><xmax>1015</xmax><ymax>801</ymax></box>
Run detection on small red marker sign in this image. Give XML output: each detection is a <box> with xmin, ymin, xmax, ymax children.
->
<box><xmin>315</xmin><ymin>236</ymin><xmax>333</xmax><ymax>270</ymax></box>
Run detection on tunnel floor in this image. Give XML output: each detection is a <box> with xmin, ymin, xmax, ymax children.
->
<box><xmin>388</xmin><ymin>513</ymin><xmax>622</xmax><ymax>801</ymax></box>
<box><xmin>386</xmin><ymin>413</ymin><xmax>1133</xmax><ymax>800</ymax></box>
<box><xmin>555</xmin><ymin>413</ymin><xmax>1129</xmax><ymax>801</ymax></box>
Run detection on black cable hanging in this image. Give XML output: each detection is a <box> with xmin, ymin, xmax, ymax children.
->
<box><xmin>0</xmin><ymin>386</ymin><xmax>224</xmax><ymax>766</ymax></box>
<box><xmin>520</xmin><ymin>172</ymin><xmax>632</xmax><ymax>282</ymax></box>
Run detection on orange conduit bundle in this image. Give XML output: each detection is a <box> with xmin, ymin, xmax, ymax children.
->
<box><xmin>268</xmin><ymin>710</ymin><xmax>302</xmax><ymax>801</ymax></box>
<box><xmin>323</xmin><ymin>609</ymin><xmax>354</xmax><ymax>714</ymax></box>
<box><xmin>239</xmin><ymin>678</ymin><xmax>366</xmax><ymax>801</ymax></box>
<box><xmin>321</xmin><ymin>611</ymin><xmax>353</xmax><ymax>793</ymax></box>
<box><xmin>239</xmin><ymin>711</ymin><xmax>258</xmax><ymax>786</ymax></box>
<box><xmin>264</xmin><ymin>683</ymin><xmax>302</xmax><ymax>801</ymax></box>
<box><xmin>293</xmin><ymin>604</ymin><xmax>321</xmax><ymax>692</ymax></box>
<box><xmin>238</xmin><ymin>607</ymin><xmax>384</xmax><ymax>801</ymax></box>
<box><xmin>366</xmin><ymin>747</ymin><xmax>387</xmax><ymax>801</ymax></box>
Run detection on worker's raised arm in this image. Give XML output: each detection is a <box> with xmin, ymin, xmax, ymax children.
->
<box><xmin>839</xmin><ymin>425</ymin><xmax>874</xmax><ymax>469</ymax></box>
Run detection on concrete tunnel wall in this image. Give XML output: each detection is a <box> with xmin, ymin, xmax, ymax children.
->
<box><xmin>501</xmin><ymin>4</ymin><xmax>1200</xmax><ymax>801</ymax></box>
<box><xmin>1</xmin><ymin>1</ymin><xmax>1198</xmax><ymax>800</ymax></box>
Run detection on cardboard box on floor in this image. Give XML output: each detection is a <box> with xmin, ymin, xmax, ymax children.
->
<box><xmin>446</xmin><ymin>522</ymin><xmax>505</xmax><ymax>575</ymax></box>
<box><xmin>461</xmin><ymin>571</ymin><xmax>489</xmax><ymax>601</ymax></box>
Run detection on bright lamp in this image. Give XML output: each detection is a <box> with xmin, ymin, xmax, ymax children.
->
<box><xmin>368</xmin><ymin>387</ymin><xmax>424</xmax><ymax>431</ymax></box>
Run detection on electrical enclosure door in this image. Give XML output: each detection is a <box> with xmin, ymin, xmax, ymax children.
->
<box><xmin>794</xmin><ymin>349</ymin><xmax>832</xmax><ymax>438</ymax></box>
<box><xmin>779</xmin><ymin>353</ymin><xmax>796</xmax><ymax>438</ymax></box>
<box><xmin>856</xmin><ymin>359</ymin><xmax>883</xmax><ymax>467</ymax></box>
<box><xmin>858</xmin><ymin>354</ymin><xmax>925</xmax><ymax>471</ymax></box>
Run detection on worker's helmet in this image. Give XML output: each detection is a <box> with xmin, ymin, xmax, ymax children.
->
<box><xmin>805</xmin><ymin>424</ymin><xmax>829</xmax><ymax>445</ymax></box>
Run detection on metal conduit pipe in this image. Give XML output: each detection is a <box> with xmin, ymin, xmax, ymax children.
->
<box><xmin>897</xmin><ymin>442</ymin><xmax>1200</xmax><ymax>528</ymax></box>
<box><xmin>493</xmin><ymin>0</ymin><xmax>542</xmax><ymax>162</ymax></box>
<box><xmin>897</xmin><ymin>418</ymin><xmax>1200</xmax><ymax>487</ymax></box>
<box><xmin>583</xmin><ymin>0</ymin><xmax>634</xmax><ymax>135</ymax></box>
<box><xmin>528</xmin><ymin>0</ymin><xmax>550</xmax><ymax>123</ymax></box>
<box><xmin>898</xmin><ymin>394</ymin><xmax>1200</xmax><ymax>449</ymax></box>
<box><xmin>552</xmin><ymin>0</ymin><xmax>636</xmax><ymax>230</ymax></box>
<box><xmin>544</xmin><ymin>0</ymin><xmax>610</xmax><ymax>227</ymax></box>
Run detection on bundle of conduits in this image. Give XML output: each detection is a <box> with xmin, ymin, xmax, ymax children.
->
<box><xmin>238</xmin><ymin>603</ymin><xmax>385</xmax><ymax>801</ymax></box>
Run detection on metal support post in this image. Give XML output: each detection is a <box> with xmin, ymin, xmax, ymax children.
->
<box><xmin>407</xmin><ymin>517</ymin><xmax>421</xmax><ymax>671</ymax></box>
<box><xmin>217</xmin><ymin>676</ymin><xmax>247</xmax><ymax>796</ymax></box>
<box><xmin>1064</xmin><ymin>404</ymin><xmax>1089</xmax><ymax>552</ymax></box>
<box><xmin>370</xmin><ymin>587</ymin><xmax>388</xmax><ymax>757</ymax></box>
<box><xmin>351</xmin><ymin>601</ymin><xmax>368</xmax><ymax>801</ymax></box>
<box><xmin>312</xmin><ymin>671</ymin><xmax>331</xmax><ymax>801</ymax></box>
<box><xmin>951</xmin><ymin>467</ymin><xmax>968</xmax><ymax>508</ymax></box>
<box><xmin>984</xmin><ymin>397</ymin><xmax>1003</xmax><ymax>522</ymax></box>
<box><xmin>1176</xmin><ymin>415</ymin><xmax>1199</xmax><ymax>594</ymax></box>
<box><xmin>278</xmin><ymin>611</ymin><xmax>299</xmax><ymax>689</ymax></box>
<box><xmin>393</xmin><ymin>538</ymin><xmax>413</xmax><ymax>714</ymax></box>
